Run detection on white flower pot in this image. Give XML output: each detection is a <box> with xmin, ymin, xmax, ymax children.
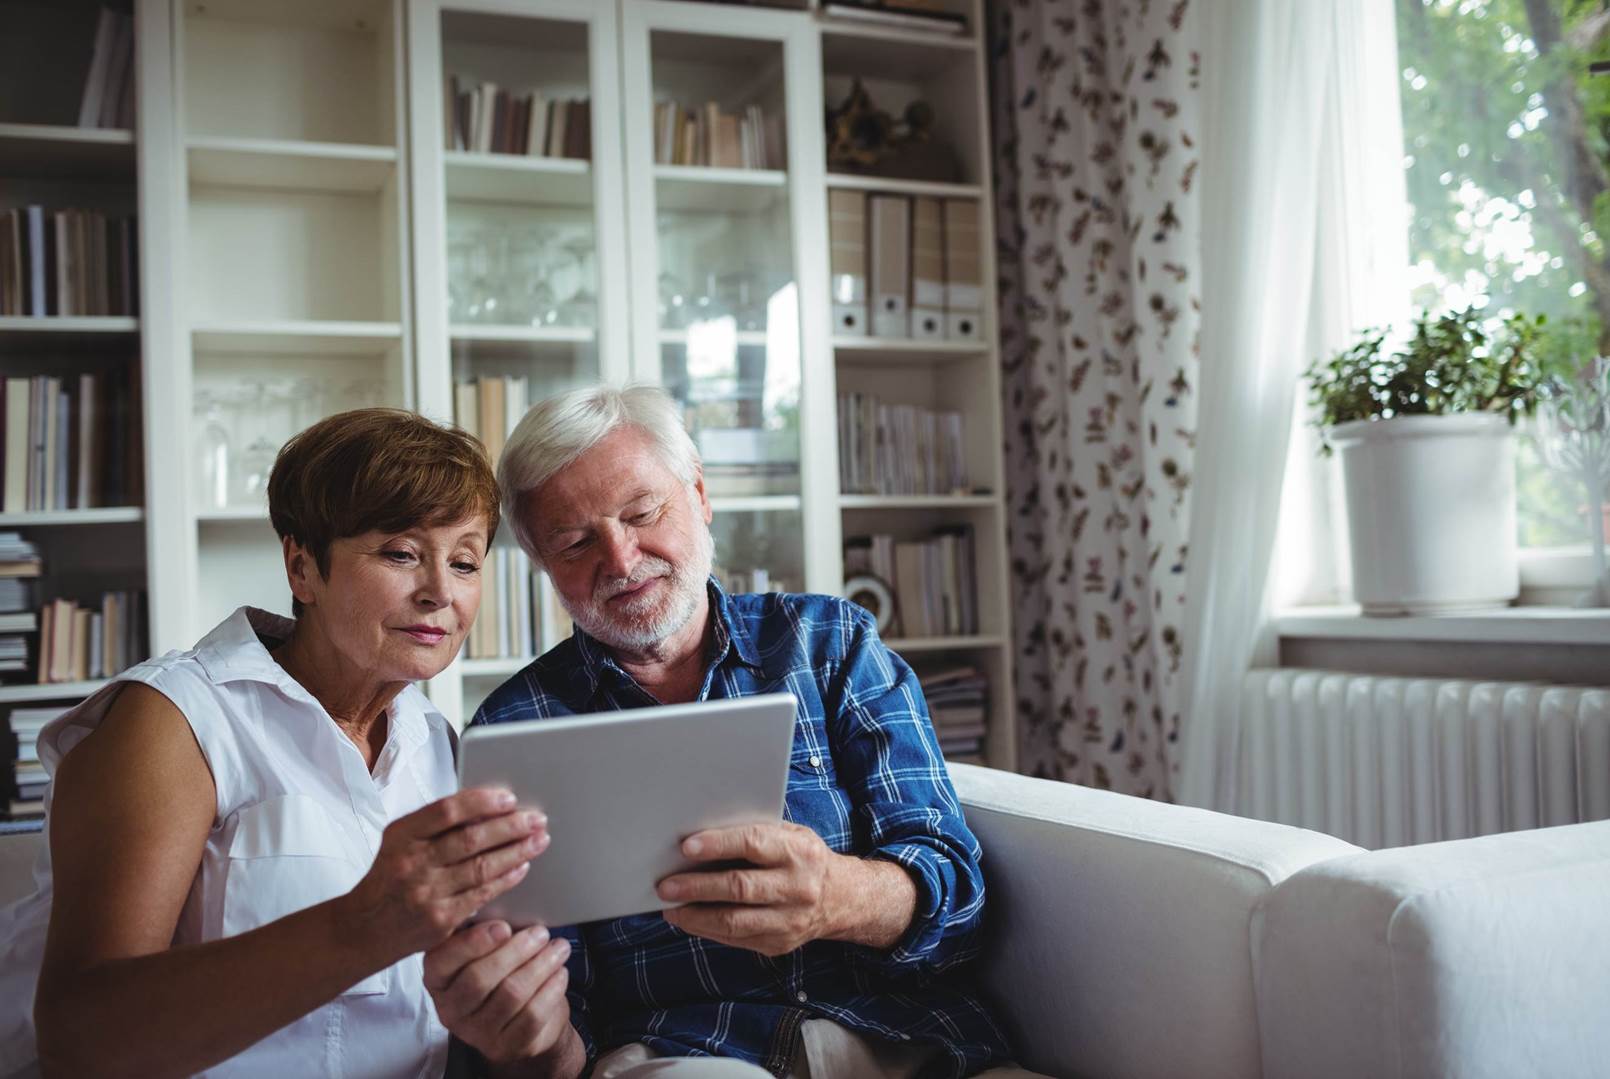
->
<box><xmin>1331</xmin><ymin>414</ymin><xmax>1518</xmax><ymax>615</ymax></box>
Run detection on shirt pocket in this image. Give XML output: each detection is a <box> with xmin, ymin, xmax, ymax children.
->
<box><xmin>222</xmin><ymin>794</ymin><xmax>390</xmax><ymax>996</ymax></box>
<box><xmin>786</xmin><ymin>747</ymin><xmax>852</xmax><ymax>852</ymax></box>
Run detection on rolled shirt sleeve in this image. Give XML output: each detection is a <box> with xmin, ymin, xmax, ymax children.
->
<box><xmin>829</xmin><ymin>606</ymin><xmax>988</xmax><ymax>974</ymax></box>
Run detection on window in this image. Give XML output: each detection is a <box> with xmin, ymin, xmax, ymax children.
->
<box><xmin>1396</xmin><ymin>0</ymin><xmax>1605</xmax><ymax>555</ymax></box>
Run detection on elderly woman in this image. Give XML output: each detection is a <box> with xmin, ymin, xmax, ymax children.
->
<box><xmin>0</xmin><ymin>410</ymin><xmax>571</xmax><ymax>1078</ymax></box>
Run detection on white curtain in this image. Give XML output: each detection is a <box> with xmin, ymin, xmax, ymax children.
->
<box><xmin>1179</xmin><ymin>0</ymin><xmax>1408</xmax><ymax>811</ymax></box>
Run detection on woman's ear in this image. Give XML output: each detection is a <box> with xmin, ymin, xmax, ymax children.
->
<box><xmin>282</xmin><ymin>536</ymin><xmax>317</xmax><ymax>609</ymax></box>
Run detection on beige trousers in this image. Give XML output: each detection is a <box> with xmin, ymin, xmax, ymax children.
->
<box><xmin>592</xmin><ymin>1018</ymin><xmax>1050</xmax><ymax>1079</ymax></box>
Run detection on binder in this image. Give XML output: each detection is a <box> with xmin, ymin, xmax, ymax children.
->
<box><xmin>868</xmin><ymin>195</ymin><xmax>910</xmax><ymax>338</ymax></box>
<box><xmin>827</xmin><ymin>189</ymin><xmax>869</xmax><ymax>335</ymax></box>
<box><xmin>942</xmin><ymin>199</ymin><xmax>983</xmax><ymax>340</ymax></box>
<box><xmin>910</xmin><ymin>196</ymin><xmax>946</xmax><ymax>340</ymax></box>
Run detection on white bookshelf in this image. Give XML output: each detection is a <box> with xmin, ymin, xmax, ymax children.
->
<box><xmin>4</xmin><ymin>0</ymin><xmax>1015</xmax><ymax>770</ymax></box>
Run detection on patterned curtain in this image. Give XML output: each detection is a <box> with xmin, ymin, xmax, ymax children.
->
<box><xmin>989</xmin><ymin>0</ymin><xmax>1201</xmax><ymax>797</ymax></box>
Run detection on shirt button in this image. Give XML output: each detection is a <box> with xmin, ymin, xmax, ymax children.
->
<box><xmin>795</xmin><ymin>990</ymin><xmax>808</xmax><ymax>1003</ymax></box>
<box><xmin>808</xmin><ymin>755</ymin><xmax>822</xmax><ymax>769</ymax></box>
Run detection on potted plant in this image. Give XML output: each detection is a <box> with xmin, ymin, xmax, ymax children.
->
<box><xmin>1304</xmin><ymin>307</ymin><xmax>1553</xmax><ymax>615</ymax></box>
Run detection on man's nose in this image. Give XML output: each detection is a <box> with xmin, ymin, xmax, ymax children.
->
<box><xmin>598</xmin><ymin>522</ymin><xmax>639</xmax><ymax>579</ymax></box>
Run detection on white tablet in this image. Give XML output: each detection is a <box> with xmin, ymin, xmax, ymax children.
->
<box><xmin>457</xmin><ymin>692</ymin><xmax>799</xmax><ymax>928</ymax></box>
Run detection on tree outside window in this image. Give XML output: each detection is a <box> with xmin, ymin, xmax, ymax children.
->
<box><xmin>1397</xmin><ymin>0</ymin><xmax>1607</xmax><ymax>548</ymax></box>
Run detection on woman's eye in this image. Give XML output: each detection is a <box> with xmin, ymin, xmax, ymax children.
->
<box><xmin>382</xmin><ymin>550</ymin><xmax>415</xmax><ymax>563</ymax></box>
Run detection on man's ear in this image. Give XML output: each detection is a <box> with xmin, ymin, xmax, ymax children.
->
<box><xmin>282</xmin><ymin>536</ymin><xmax>318</xmax><ymax>609</ymax></box>
<box><xmin>691</xmin><ymin>464</ymin><xmax>712</xmax><ymax>525</ymax></box>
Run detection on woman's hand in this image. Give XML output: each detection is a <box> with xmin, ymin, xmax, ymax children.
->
<box><xmin>424</xmin><ymin>921</ymin><xmax>581</xmax><ymax>1073</ymax></box>
<box><xmin>338</xmin><ymin>787</ymin><xmax>548</xmax><ymax>966</ymax></box>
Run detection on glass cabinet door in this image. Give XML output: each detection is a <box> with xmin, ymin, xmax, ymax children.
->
<box><xmin>410</xmin><ymin>0</ymin><xmax>629</xmax><ymax>429</ymax></box>
<box><xmin>620</xmin><ymin>2</ymin><xmax>833</xmax><ymax>596</ymax></box>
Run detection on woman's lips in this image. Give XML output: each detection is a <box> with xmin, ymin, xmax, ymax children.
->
<box><xmin>399</xmin><ymin>626</ymin><xmax>448</xmax><ymax>644</ymax></box>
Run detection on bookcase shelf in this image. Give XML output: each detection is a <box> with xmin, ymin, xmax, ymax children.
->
<box><xmin>0</xmin><ymin>680</ymin><xmax>108</xmax><ymax>705</ymax></box>
<box><xmin>451</xmin><ymin>325</ymin><xmax>593</xmax><ymax>345</ymax></box>
<box><xmin>187</xmin><ymin>137</ymin><xmax>399</xmax><ymax>194</ymax></box>
<box><xmin>459</xmin><ymin>657</ymin><xmax>532</xmax><ymax>678</ymax></box>
<box><xmin>819</xmin><ymin>24</ymin><xmax>978</xmax><ymax>77</ymax></box>
<box><xmin>657</xmin><ymin>329</ymin><xmax>771</xmax><ymax>349</ymax></box>
<box><xmin>709</xmin><ymin>495</ymin><xmax>803</xmax><ymax>514</ymax></box>
<box><xmin>0</xmin><ymin>318</ymin><xmax>140</xmax><ymax>352</ymax></box>
<box><xmin>0</xmin><ymin>123</ymin><xmax>135</xmax><ymax>179</ymax></box>
<box><xmin>824</xmin><ymin>174</ymin><xmax>983</xmax><ymax>200</ymax></box>
<box><xmin>832</xmin><ymin>336</ymin><xmax>986</xmax><ymax>364</ymax></box>
<box><xmin>654</xmin><ymin>165</ymin><xmax>788</xmax><ymax>212</ymax></box>
<box><xmin>445</xmin><ymin>153</ymin><xmax>593</xmax><ymax>206</ymax></box>
<box><xmin>886</xmin><ymin>634</ymin><xmax>1005</xmax><ymax>653</ymax></box>
<box><xmin>191</xmin><ymin>321</ymin><xmax>403</xmax><ymax>355</ymax></box>
<box><xmin>0</xmin><ymin>509</ymin><xmax>144</xmax><ymax>527</ymax></box>
<box><xmin>839</xmin><ymin>493</ymin><xmax>999</xmax><ymax>510</ymax></box>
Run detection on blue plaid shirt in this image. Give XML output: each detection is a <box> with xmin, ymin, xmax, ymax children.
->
<box><xmin>472</xmin><ymin>581</ymin><xmax>1010</xmax><ymax>1078</ymax></box>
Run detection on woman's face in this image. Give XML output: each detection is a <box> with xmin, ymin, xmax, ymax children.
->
<box><xmin>286</xmin><ymin>513</ymin><xmax>488</xmax><ymax>684</ymax></box>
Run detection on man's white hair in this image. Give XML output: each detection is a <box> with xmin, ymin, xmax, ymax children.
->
<box><xmin>498</xmin><ymin>383</ymin><xmax>701</xmax><ymax>562</ymax></box>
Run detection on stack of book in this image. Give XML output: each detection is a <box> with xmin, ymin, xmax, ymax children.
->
<box><xmin>653</xmin><ymin>101</ymin><xmax>779</xmax><ymax>169</ymax></box>
<box><xmin>2</xmin><ymin>371</ymin><xmax>144</xmax><ymax>512</ymax></box>
<box><xmin>919</xmin><ymin>666</ymin><xmax>987</xmax><ymax>763</ymax></box>
<box><xmin>844</xmin><ymin>524</ymin><xmax>976</xmax><ymax>638</ymax></box>
<box><xmin>697</xmin><ymin>427</ymin><xmax>798</xmax><ymax>497</ymax></box>
<box><xmin>838</xmin><ymin>392</ymin><xmax>967</xmax><ymax>496</ymax></box>
<box><xmin>0</xmin><ymin>578</ymin><xmax>36</xmax><ymax>681</ymax></box>
<box><xmin>466</xmin><ymin>550</ymin><xmax>573</xmax><ymax>662</ymax></box>
<box><xmin>36</xmin><ymin>590</ymin><xmax>146</xmax><ymax>685</ymax></box>
<box><xmin>77</xmin><ymin>6</ymin><xmax>137</xmax><ymax>130</ymax></box>
<box><xmin>445</xmin><ymin>78</ymin><xmax>591</xmax><ymax>160</ymax></box>
<box><xmin>6</xmin><ymin>706</ymin><xmax>63</xmax><ymax>818</ymax></box>
<box><xmin>0</xmin><ymin>207</ymin><xmax>140</xmax><ymax>317</ymax></box>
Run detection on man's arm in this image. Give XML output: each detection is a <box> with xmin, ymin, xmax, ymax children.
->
<box><xmin>659</xmin><ymin>602</ymin><xmax>986</xmax><ymax>967</ymax></box>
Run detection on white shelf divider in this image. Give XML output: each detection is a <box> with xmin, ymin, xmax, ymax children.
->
<box><xmin>839</xmin><ymin>493</ymin><xmax>999</xmax><ymax>510</ymax></box>
<box><xmin>0</xmin><ymin>508</ymin><xmax>144</xmax><ymax>527</ymax></box>
<box><xmin>654</xmin><ymin>164</ymin><xmax>788</xmax><ymax>212</ymax></box>
<box><xmin>824</xmin><ymin>174</ymin><xmax>983</xmax><ymax>200</ymax></box>
<box><xmin>187</xmin><ymin>136</ymin><xmax>397</xmax><ymax>193</ymax></box>
<box><xmin>833</xmin><ymin>335</ymin><xmax>987</xmax><ymax>364</ymax></box>
<box><xmin>191</xmin><ymin>320</ymin><xmax>403</xmax><ymax>354</ymax></box>
<box><xmin>708</xmin><ymin>495</ymin><xmax>803</xmax><ymax>514</ymax></box>
<box><xmin>0</xmin><ymin>680</ymin><xmax>107</xmax><ymax>704</ymax></box>
<box><xmin>0</xmin><ymin>123</ymin><xmax>135</xmax><ymax>178</ymax></box>
<box><xmin>450</xmin><ymin>325</ymin><xmax>594</xmax><ymax>345</ymax></box>
<box><xmin>885</xmin><ymin>635</ymin><xmax>1006</xmax><ymax>653</ymax></box>
<box><xmin>444</xmin><ymin>152</ymin><xmax>592</xmax><ymax>206</ymax></box>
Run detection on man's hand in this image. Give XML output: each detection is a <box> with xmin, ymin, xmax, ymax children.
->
<box><xmin>656</xmin><ymin>822</ymin><xmax>917</xmax><ymax>956</ymax></box>
<box><xmin>423</xmin><ymin>920</ymin><xmax>582</xmax><ymax>1077</ymax></box>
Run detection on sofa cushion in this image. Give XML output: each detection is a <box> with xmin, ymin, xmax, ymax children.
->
<box><xmin>1254</xmin><ymin>820</ymin><xmax>1610</xmax><ymax>1079</ymax></box>
<box><xmin>948</xmin><ymin>763</ymin><xmax>1359</xmax><ymax>1079</ymax></box>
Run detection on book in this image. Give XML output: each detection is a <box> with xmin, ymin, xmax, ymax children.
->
<box><xmin>910</xmin><ymin>196</ymin><xmax>946</xmax><ymax>339</ymax></box>
<box><xmin>943</xmin><ymin>199</ymin><xmax>983</xmax><ymax>340</ymax></box>
<box><xmin>869</xmin><ymin>196</ymin><xmax>911</xmax><ymax>337</ymax></box>
<box><xmin>828</xmin><ymin>190</ymin><xmax>869</xmax><ymax>334</ymax></box>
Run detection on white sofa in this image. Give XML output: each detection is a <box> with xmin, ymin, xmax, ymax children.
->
<box><xmin>3</xmin><ymin>766</ymin><xmax>1606</xmax><ymax>1078</ymax></box>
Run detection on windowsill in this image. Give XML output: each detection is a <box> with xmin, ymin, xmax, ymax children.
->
<box><xmin>1273</xmin><ymin>605</ymin><xmax>1610</xmax><ymax>647</ymax></box>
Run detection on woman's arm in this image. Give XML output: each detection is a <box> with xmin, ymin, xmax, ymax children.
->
<box><xmin>34</xmin><ymin>683</ymin><xmax>543</xmax><ymax>1079</ymax></box>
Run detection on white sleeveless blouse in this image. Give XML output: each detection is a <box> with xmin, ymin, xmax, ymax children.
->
<box><xmin>0</xmin><ymin>607</ymin><xmax>457</xmax><ymax>1079</ymax></box>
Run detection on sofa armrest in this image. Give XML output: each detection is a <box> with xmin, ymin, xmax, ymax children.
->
<box><xmin>948</xmin><ymin>763</ymin><xmax>1358</xmax><ymax>1079</ymax></box>
<box><xmin>1254</xmin><ymin>820</ymin><xmax>1610</xmax><ymax>1079</ymax></box>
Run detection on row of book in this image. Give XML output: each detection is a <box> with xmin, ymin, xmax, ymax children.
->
<box><xmin>36</xmin><ymin>591</ymin><xmax>147</xmax><ymax>685</ymax></box>
<box><xmin>453</xmin><ymin>374</ymin><xmax>530</xmax><ymax>468</ymax></box>
<box><xmin>697</xmin><ymin>426</ymin><xmax>799</xmax><ymax>497</ymax></box>
<box><xmin>845</xmin><ymin>525</ymin><xmax>978</xmax><ymax>638</ymax></box>
<box><xmin>838</xmin><ymin>392</ymin><xmax>968</xmax><ymax>496</ymax></box>
<box><xmin>653</xmin><ymin>101</ymin><xmax>781</xmax><ymax>170</ymax></box>
<box><xmin>445</xmin><ymin>78</ymin><xmax>592</xmax><ymax>160</ymax></box>
<box><xmin>465</xmin><ymin>548</ymin><xmax>573</xmax><ymax>662</ymax></box>
<box><xmin>2</xmin><ymin>371</ymin><xmax>145</xmax><ymax>513</ymax></box>
<box><xmin>0</xmin><ymin>207</ymin><xmax>140</xmax><ymax>318</ymax></box>
<box><xmin>918</xmin><ymin>665</ymin><xmax>988</xmax><ymax>763</ymax></box>
<box><xmin>78</xmin><ymin>7</ymin><xmax>136</xmax><ymax>130</ymax></box>
<box><xmin>7</xmin><ymin>706</ymin><xmax>62</xmax><ymax>818</ymax></box>
<box><xmin>828</xmin><ymin>192</ymin><xmax>982</xmax><ymax>341</ymax></box>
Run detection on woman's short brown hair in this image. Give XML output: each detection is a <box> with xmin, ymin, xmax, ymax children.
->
<box><xmin>268</xmin><ymin>409</ymin><xmax>499</xmax><ymax>613</ymax></box>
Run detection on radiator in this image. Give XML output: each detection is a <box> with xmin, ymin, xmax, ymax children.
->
<box><xmin>1236</xmin><ymin>669</ymin><xmax>1610</xmax><ymax>849</ymax></box>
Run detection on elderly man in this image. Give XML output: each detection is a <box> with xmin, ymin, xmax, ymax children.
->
<box><xmin>440</xmin><ymin>385</ymin><xmax>1040</xmax><ymax>1079</ymax></box>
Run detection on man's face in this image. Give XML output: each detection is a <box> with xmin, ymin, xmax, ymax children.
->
<box><xmin>523</xmin><ymin>426</ymin><xmax>714</xmax><ymax>652</ymax></box>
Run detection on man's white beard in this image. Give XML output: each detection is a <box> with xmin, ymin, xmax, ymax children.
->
<box><xmin>562</xmin><ymin>509</ymin><xmax>714</xmax><ymax>654</ymax></box>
